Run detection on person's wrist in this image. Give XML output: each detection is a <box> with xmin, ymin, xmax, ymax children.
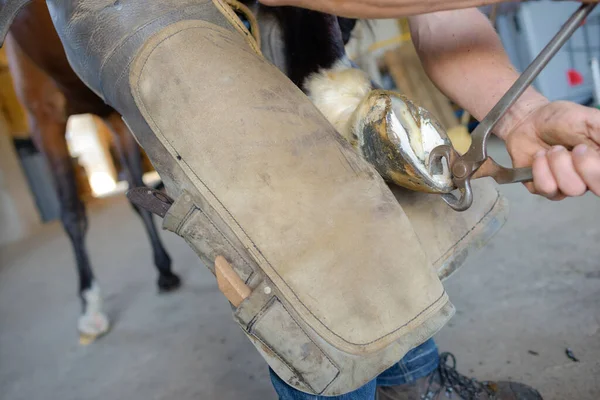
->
<box><xmin>492</xmin><ymin>90</ymin><xmax>550</xmax><ymax>141</ymax></box>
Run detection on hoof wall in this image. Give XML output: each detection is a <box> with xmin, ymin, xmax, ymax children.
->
<box><xmin>158</xmin><ymin>273</ymin><xmax>182</xmax><ymax>293</ymax></box>
<box><xmin>352</xmin><ymin>90</ymin><xmax>455</xmax><ymax>193</ymax></box>
<box><xmin>78</xmin><ymin>311</ymin><xmax>110</xmax><ymax>345</ymax></box>
<box><xmin>79</xmin><ymin>331</ymin><xmax>107</xmax><ymax>346</ymax></box>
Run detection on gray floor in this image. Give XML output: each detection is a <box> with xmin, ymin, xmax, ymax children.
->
<box><xmin>1</xmin><ymin>138</ymin><xmax>599</xmax><ymax>400</ymax></box>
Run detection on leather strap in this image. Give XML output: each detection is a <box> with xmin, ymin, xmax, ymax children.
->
<box><xmin>126</xmin><ymin>187</ymin><xmax>174</xmax><ymax>218</ymax></box>
<box><xmin>212</xmin><ymin>0</ymin><xmax>261</xmax><ymax>55</ymax></box>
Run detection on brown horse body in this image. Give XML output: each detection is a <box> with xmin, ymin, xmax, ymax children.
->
<box><xmin>5</xmin><ymin>0</ymin><xmax>180</xmax><ymax>340</ymax></box>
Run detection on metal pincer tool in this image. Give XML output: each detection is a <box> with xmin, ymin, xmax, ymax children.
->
<box><xmin>429</xmin><ymin>3</ymin><xmax>598</xmax><ymax>212</ymax></box>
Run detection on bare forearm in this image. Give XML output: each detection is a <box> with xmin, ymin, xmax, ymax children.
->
<box><xmin>408</xmin><ymin>8</ymin><xmax>548</xmax><ymax>139</ymax></box>
<box><xmin>259</xmin><ymin>0</ymin><xmax>515</xmax><ymax>19</ymax></box>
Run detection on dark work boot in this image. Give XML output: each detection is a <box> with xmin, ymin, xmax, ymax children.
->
<box><xmin>377</xmin><ymin>353</ymin><xmax>543</xmax><ymax>400</ymax></box>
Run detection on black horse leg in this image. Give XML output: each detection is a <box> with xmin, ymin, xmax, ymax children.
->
<box><xmin>274</xmin><ymin>7</ymin><xmax>349</xmax><ymax>90</ymax></box>
<box><xmin>103</xmin><ymin>114</ymin><xmax>181</xmax><ymax>292</ymax></box>
<box><xmin>273</xmin><ymin>8</ymin><xmax>372</xmax><ymax>144</ymax></box>
<box><xmin>42</xmin><ymin>125</ymin><xmax>93</xmax><ymax>299</ymax></box>
<box><xmin>30</xmin><ymin>108</ymin><xmax>110</xmax><ymax>338</ymax></box>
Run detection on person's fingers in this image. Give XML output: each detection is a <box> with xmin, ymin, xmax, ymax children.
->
<box><xmin>547</xmin><ymin>145</ymin><xmax>587</xmax><ymax>197</ymax></box>
<box><xmin>532</xmin><ymin>150</ymin><xmax>559</xmax><ymax>198</ymax></box>
<box><xmin>532</xmin><ymin>101</ymin><xmax>600</xmax><ymax>151</ymax></box>
<box><xmin>573</xmin><ymin>144</ymin><xmax>600</xmax><ymax>196</ymax></box>
<box><xmin>551</xmin><ymin>193</ymin><xmax>568</xmax><ymax>201</ymax></box>
<box><xmin>523</xmin><ymin>181</ymin><xmax>536</xmax><ymax>195</ymax></box>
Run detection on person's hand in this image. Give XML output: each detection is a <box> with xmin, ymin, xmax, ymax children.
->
<box><xmin>505</xmin><ymin>100</ymin><xmax>600</xmax><ymax>200</ymax></box>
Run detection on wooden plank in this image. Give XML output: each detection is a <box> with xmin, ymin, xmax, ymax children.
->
<box><xmin>0</xmin><ymin>47</ymin><xmax>28</xmax><ymax>137</ymax></box>
<box><xmin>384</xmin><ymin>42</ymin><xmax>459</xmax><ymax>130</ymax></box>
<box><xmin>402</xmin><ymin>45</ymin><xmax>439</xmax><ymax>119</ymax></box>
<box><xmin>383</xmin><ymin>49</ymin><xmax>415</xmax><ymax>98</ymax></box>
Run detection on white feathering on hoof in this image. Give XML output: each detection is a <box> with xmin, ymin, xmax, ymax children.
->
<box><xmin>78</xmin><ymin>282</ymin><xmax>109</xmax><ymax>344</ymax></box>
<box><xmin>304</xmin><ymin>60</ymin><xmax>454</xmax><ymax>192</ymax></box>
<box><xmin>304</xmin><ymin>59</ymin><xmax>372</xmax><ymax>144</ymax></box>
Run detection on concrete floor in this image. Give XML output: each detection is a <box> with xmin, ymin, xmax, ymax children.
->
<box><xmin>1</xmin><ymin>139</ymin><xmax>599</xmax><ymax>400</ymax></box>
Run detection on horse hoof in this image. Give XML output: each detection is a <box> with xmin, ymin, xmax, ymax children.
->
<box><xmin>305</xmin><ymin>64</ymin><xmax>453</xmax><ymax>193</ymax></box>
<box><xmin>158</xmin><ymin>272</ymin><xmax>181</xmax><ymax>293</ymax></box>
<box><xmin>78</xmin><ymin>311</ymin><xmax>110</xmax><ymax>345</ymax></box>
<box><xmin>350</xmin><ymin>90</ymin><xmax>455</xmax><ymax>193</ymax></box>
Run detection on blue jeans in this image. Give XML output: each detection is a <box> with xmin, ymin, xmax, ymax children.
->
<box><xmin>270</xmin><ymin>338</ymin><xmax>440</xmax><ymax>400</ymax></box>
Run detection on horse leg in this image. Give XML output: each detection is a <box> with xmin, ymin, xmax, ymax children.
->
<box><xmin>273</xmin><ymin>9</ymin><xmax>373</xmax><ymax>141</ymax></box>
<box><xmin>276</xmin><ymin>9</ymin><xmax>453</xmax><ymax>193</ymax></box>
<box><xmin>274</xmin><ymin>8</ymin><xmax>349</xmax><ymax>89</ymax></box>
<box><xmin>4</xmin><ymin>34</ymin><xmax>109</xmax><ymax>343</ymax></box>
<box><xmin>103</xmin><ymin>113</ymin><xmax>181</xmax><ymax>292</ymax></box>
<box><xmin>37</xmin><ymin>121</ymin><xmax>110</xmax><ymax>343</ymax></box>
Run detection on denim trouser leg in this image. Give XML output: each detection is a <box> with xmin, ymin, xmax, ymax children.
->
<box><xmin>269</xmin><ymin>339</ymin><xmax>440</xmax><ymax>400</ymax></box>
